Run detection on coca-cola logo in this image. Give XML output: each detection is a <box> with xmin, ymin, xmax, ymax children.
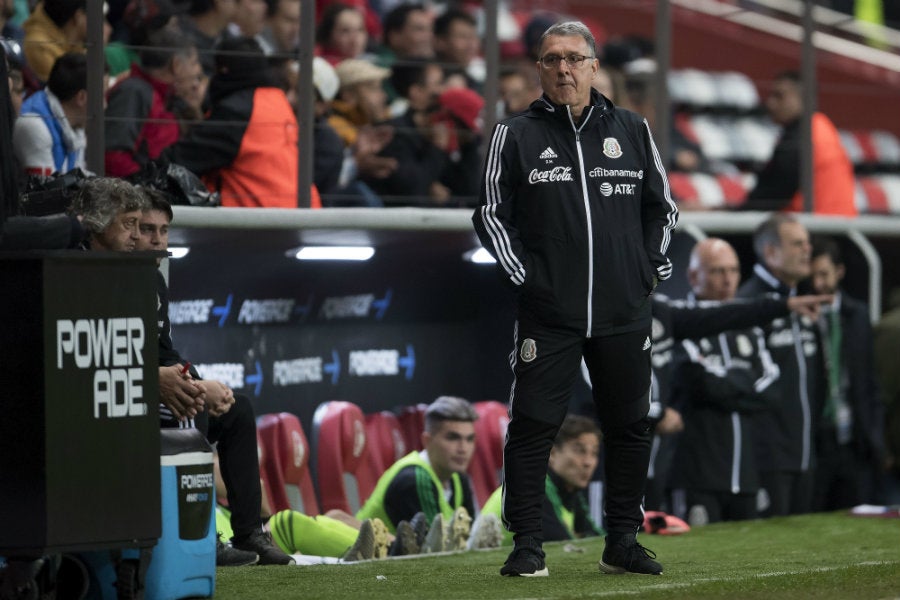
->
<box><xmin>528</xmin><ymin>166</ymin><xmax>573</xmax><ymax>184</ymax></box>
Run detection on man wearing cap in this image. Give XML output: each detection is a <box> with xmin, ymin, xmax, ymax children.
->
<box><xmin>329</xmin><ymin>58</ymin><xmax>391</xmax><ymax>148</ymax></box>
<box><xmin>168</xmin><ymin>36</ymin><xmax>320</xmax><ymax>208</ymax></box>
<box><xmin>432</xmin><ymin>86</ymin><xmax>484</xmax><ymax>204</ymax></box>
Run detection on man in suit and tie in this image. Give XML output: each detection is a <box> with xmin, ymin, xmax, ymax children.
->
<box><xmin>810</xmin><ymin>236</ymin><xmax>885</xmax><ymax>509</ymax></box>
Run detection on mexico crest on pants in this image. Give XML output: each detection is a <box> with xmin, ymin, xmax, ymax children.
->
<box><xmin>520</xmin><ymin>338</ymin><xmax>537</xmax><ymax>362</ymax></box>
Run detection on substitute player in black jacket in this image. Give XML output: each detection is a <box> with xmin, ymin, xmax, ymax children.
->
<box><xmin>737</xmin><ymin>214</ymin><xmax>824</xmax><ymax>517</ymax></box>
<box><xmin>473</xmin><ymin>21</ymin><xmax>678</xmax><ymax>577</ymax></box>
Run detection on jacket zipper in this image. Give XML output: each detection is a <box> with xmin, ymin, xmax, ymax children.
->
<box><xmin>569</xmin><ymin>107</ymin><xmax>595</xmax><ymax>337</ymax></box>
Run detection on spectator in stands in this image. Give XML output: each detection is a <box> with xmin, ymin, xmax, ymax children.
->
<box><xmin>482</xmin><ymin>415</ymin><xmax>604</xmax><ymax>545</ymax></box>
<box><xmin>356</xmin><ymin>396</ymin><xmax>479</xmax><ymax>539</ymax></box>
<box><xmin>104</xmin><ymin>0</ymin><xmax>184</xmax><ymax>81</ymax></box>
<box><xmin>256</xmin><ymin>0</ymin><xmax>300</xmax><ymax>56</ymax></box>
<box><xmin>228</xmin><ymin>0</ymin><xmax>268</xmax><ymax>41</ymax></box>
<box><xmin>378</xmin><ymin>2</ymin><xmax>433</xmax><ymax>65</ymax></box>
<box><xmin>104</xmin><ymin>28</ymin><xmax>198</xmax><ymax>177</ymax></box>
<box><xmin>72</xmin><ymin>177</ymin><xmax>146</xmax><ymax>252</ymax></box>
<box><xmin>22</xmin><ymin>0</ymin><xmax>88</xmax><ymax>82</ymax></box>
<box><xmin>318</xmin><ymin>0</ymin><xmax>381</xmax><ymax>39</ymax></box>
<box><xmin>306</xmin><ymin>56</ymin><xmax>345</xmax><ymax>196</ymax></box>
<box><xmin>498</xmin><ymin>66</ymin><xmax>538</xmax><ymax>117</ymax></box>
<box><xmin>327</xmin><ymin>58</ymin><xmax>396</xmax><ymax>205</ymax></box>
<box><xmin>736</xmin><ymin>214</ymin><xmax>821</xmax><ymax>517</ymax></box>
<box><xmin>431</xmin><ymin>86</ymin><xmax>484</xmax><ymax>205</ymax></box>
<box><xmin>433</xmin><ymin>7</ymin><xmax>481</xmax><ymax>92</ymax></box>
<box><xmin>330</xmin><ymin>57</ymin><xmax>391</xmax><ymax>147</ymax></box>
<box><xmin>13</xmin><ymin>52</ymin><xmax>87</xmax><ymax>178</ymax></box>
<box><xmin>178</xmin><ymin>0</ymin><xmax>237</xmax><ymax>75</ymax></box>
<box><xmin>875</xmin><ymin>287</ymin><xmax>900</xmax><ymax>504</ymax></box>
<box><xmin>362</xmin><ymin>58</ymin><xmax>448</xmax><ymax>204</ymax></box>
<box><xmin>810</xmin><ymin>236</ymin><xmax>884</xmax><ymax>509</ymax></box>
<box><xmin>669</xmin><ymin>238</ymin><xmax>779</xmax><ymax>525</ymax></box>
<box><xmin>135</xmin><ymin>191</ymin><xmax>295</xmax><ymax>566</ymax></box>
<box><xmin>168</xmin><ymin>36</ymin><xmax>319</xmax><ymax>207</ymax></box>
<box><xmin>1</xmin><ymin>42</ymin><xmax>86</xmax><ymax>251</ymax></box>
<box><xmin>743</xmin><ymin>70</ymin><xmax>857</xmax><ymax>215</ymax></box>
<box><xmin>473</xmin><ymin>20</ymin><xmax>678</xmax><ymax>578</ymax></box>
<box><xmin>316</xmin><ymin>3</ymin><xmax>370</xmax><ymax>65</ymax></box>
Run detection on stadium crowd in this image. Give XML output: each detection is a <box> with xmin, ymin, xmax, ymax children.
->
<box><xmin>2</xmin><ymin>0</ymin><xmax>900</xmax><ymax>581</ymax></box>
<box><xmin>6</xmin><ymin>0</ymin><xmax>895</xmax><ymax>212</ymax></box>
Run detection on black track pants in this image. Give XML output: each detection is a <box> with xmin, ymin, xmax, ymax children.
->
<box><xmin>196</xmin><ymin>394</ymin><xmax>263</xmax><ymax>538</ymax></box>
<box><xmin>501</xmin><ymin>321</ymin><xmax>653</xmax><ymax>540</ymax></box>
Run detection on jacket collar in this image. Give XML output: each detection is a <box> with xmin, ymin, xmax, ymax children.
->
<box><xmin>530</xmin><ymin>88</ymin><xmax>612</xmax><ymax>128</ymax></box>
<box><xmin>753</xmin><ymin>263</ymin><xmax>795</xmax><ymax>296</ymax></box>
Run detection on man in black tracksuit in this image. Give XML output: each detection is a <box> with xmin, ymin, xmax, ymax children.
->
<box><xmin>592</xmin><ymin>286</ymin><xmax>828</xmax><ymax>519</ymax></box>
<box><xmin>473</xmin><ymin>21</ymin><xmax>678</xmax><ymax>577</ymax></box>
<box><xmin>668</xmin><ymin>239</ymin><xmax>781</xmax><ymax>524</ymax></box>
<box><xmin>737</xmin><ymin>214</ymin><xmax>824</xmax><ymax>517</ymax></box>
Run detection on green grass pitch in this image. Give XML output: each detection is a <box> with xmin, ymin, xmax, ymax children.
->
<box><xmin>214</xmin><ymin>512</ymin><xmax>900</xmax><ymax>599</ymax></box>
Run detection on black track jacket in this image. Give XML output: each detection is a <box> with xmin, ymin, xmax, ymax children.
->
<box><xmin>473</xmin><ymin>90</ymin><xmax>678</xmax><ymax>337</ymax></box>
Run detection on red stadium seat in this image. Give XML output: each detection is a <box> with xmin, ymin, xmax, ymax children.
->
<box><xmin>716</xmin><ymin>173</ymin><xmax>751</xmax><ymax>208</ymax></box>
<box><xmin>467</xmin><ymin>400</ymin><xmax>510</xmax><ymax>506</ymax></box>
<box><xmin>858</xmin><ymin>177</ymin><xmax>889</xmax><ymax>215</ymax></box>
<box><xmin>851</xmin><ymin>130</ymin><xmax>880</xmax><ymax>164</ymax></box>
<box><xmin>358</xmin><ymin>411</ymin><xmax>406</xmax><ymax>501</ymax></box>
<box><xmin>667</xmin><ymin>172</ymin><xmax>701</xmax><ymax>208</ymax></box>
<box><xmin>396</xmin><ymin>403</ymin><xmax>428</xmax><ymax>452</ymax></box>
<box><xmin>365</xmin><ymin>411</ymin><xmax>406</xmax><ymax>473</ymax></box>
<box><xmin>877</xmin><ymin>175</ymin><xmax>900</xmax><ymax>214</ymax></box>
<box><xmin>256</xmin><ymin>412</ymin><xmax>320</xmax><ymax>515</ymax></box>
<box><xmin>312</xmin><ymin>400</ymin><xmax>368</xmax><ymax>514</ymax></box>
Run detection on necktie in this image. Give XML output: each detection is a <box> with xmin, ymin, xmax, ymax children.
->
<box><xmin>825</xmin><ymin>308</ymin><xmax>842</xmax><ymax>422</ymax></box>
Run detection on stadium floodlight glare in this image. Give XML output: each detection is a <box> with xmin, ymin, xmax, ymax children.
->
<box><xmin>292</xmin><ymin>246</ymin><xmax>375</xmax><ymax>261</ymax></box>
<box><xmin>463</xmin><ymin>247</ymin><xmax>496</xmax><ymax>264</ymax></box>
<box><xmin>168</xmin><ymin>246</ymin><xmax>190</xmax><ymax>259</ymax></box>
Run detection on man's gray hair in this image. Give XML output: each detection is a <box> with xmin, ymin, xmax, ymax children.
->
<box><xmin>424</xmin><ymin>396</ymin><xmax>478</xmax><ymax>433</ymax></box>
<box><xmin>752</xmin><ymin>213</ymin><xmax>798</xmax><ymax>263</ymax></box>
<box><xmin>73</xmin><ymin>177</ymin><xmax>148</xmax><ymax>236</ymax></box>
<box><xmin>538</xmin><ymin>21</ymin><xmax>597</xmax><ymax>58</ymax></box>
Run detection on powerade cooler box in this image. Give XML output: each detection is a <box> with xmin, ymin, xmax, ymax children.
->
<box><xmin>82</xmin><ymin>428</ymin><xmax>217</xmax><ymax>599</ymax></box>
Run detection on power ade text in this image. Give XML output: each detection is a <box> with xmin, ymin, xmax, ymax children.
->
<box><xmin>56</xmin><ymin>318</ymin><xmax>147</xmax><ymax>419</ymax></box>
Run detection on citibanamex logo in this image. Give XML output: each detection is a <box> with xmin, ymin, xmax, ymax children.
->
<box><xmin>528</xmin><ymin>166</ymin><xmax>573</xmax><ymax>184</ymax></box>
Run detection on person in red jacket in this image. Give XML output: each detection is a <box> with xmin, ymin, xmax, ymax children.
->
<box><xmin>104</xmin><ymin>28</ymin><xmax>200</xmax><ymax>177</ymax></box>
<box><xmin>167</xmin><ymin>36</ymin><xmax>320</xmax><ymax>208</ymax></box>
<box><xmin>743</xmin><ymin>71</ymin><xmax>857</xmax><ymax>216</ymax></box>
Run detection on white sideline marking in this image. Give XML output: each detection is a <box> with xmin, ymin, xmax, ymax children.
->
<box><xmin>583</xmin><ymin>560</ymin><xmax>898</xmax><ymax>597</ymax></box>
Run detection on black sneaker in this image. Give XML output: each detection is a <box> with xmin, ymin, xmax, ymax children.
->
<box><xmin>500</xmin><ymin>536</ymin><xmax>548</xmax><ymax>577</ymax></box>
<box><xmin>216</xmin><ymin>537</ymin><xmax>259</xmax><ymax>567</ymax></box>
<box><xmin>409</xmin><ymin>512</ymin><xmax>429</xmax><ymax>549</ymax></box>
<box><xmin>389</xmin><ymin>520</ymin><xmax>420</xmax><ymax>556</ymax></box>
<box><xmin>598</xmin><ymin>533</ymin><xmax>662</xmax><ymax>575</ymax></box>
<box><xmin>232</xmin><ymin>529</ymin><xmax>296</xmax><ymax>565</ymax></box>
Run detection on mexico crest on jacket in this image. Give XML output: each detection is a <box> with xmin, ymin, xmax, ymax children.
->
<box><xmin>603</xmin><ymin>137</ymin><xmax>623</xmax><ymax>159</ymax></box>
